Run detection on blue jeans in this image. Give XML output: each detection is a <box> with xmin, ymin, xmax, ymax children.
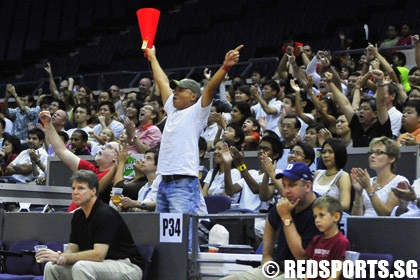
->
<box><xmin>156</xmin><ymin>177</ymin><xmax>200</xmax><ymax>251</ymax></box>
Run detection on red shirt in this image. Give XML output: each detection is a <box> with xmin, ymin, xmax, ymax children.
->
<box><xmin>305</xmin><ymin>231</ymin><xmax>351</xmax><ymax>280</ymax></box>
<box><xmin>67</xmin><ymin>160</ymin><xmax>110</xmax><ymax>212</ymax></box>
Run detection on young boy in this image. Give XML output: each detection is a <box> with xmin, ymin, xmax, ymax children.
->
<box><xmin>305</xmin><ymin>196</ymin><xmax>351</xmax><ymax>280</ymax></box>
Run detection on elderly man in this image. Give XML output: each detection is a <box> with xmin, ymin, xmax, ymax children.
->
<box><xmin>36</xmin><ymin>170</ymin><xmax>143</xmax><ymax>280</ymax></box>
<box><xmin>39</xmin><ymin>111</ymin><xmax>120</xmax><ymax>210</ymax></box>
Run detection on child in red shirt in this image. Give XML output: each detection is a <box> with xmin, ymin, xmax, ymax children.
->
<box><xmin>304</xmin><ymin>196</ymin><xmax>351</xmax><ymax>280</ymax></box>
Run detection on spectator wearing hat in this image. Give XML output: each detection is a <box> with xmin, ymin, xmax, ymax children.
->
<box><xmin>221</xmin><ymin>162</ymin><xmax>320</xmax><ymax>280</ymax></box>
<box><xmin>145</xmin><ymin>44</ymin><xmax>243</xmax><ymax>251</ymax></box>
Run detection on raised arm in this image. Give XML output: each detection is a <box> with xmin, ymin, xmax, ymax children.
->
<box><xmin>145</xmin><ymin>47</ymin><xmax>171</xmax><ymax>105</ymax></box>
<box><xmin>325</xmin><ymin>72</ymin><xmax>354</xmax><ymax>123</ymax></box>
<box><xmin>38</xmin><ymin>111</ymin><xmax>80</xmax><ymax>171</ymax></box>
<box><xmin>5</xmin><ymin>84</ymin><xmax>26</xmax><ymax>112</ymax></box>
<box><xmin>367</xmin><ymin>44</ymin><xmax>399</xmax><ymax>83</ymax></box>
<box><xmin>276</xmin><ymin>47</ymin><xmax>292</xmax><ymax>81</ymax></box>
<box><xmin>201</xmin><ymin>45</ymin><xmax>243</xmax><ymax>108</ymax></box>
<box><xmin>44</xmin><ymin>62</ymin><xmax>60</xmax><ymax>99</ymax></box>
<box><xmin>371</xmin><ymin>70</ymin><xmax>389</xmax><ymax>124</ymax></box>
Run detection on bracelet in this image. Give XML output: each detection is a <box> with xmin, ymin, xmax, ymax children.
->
<box><xmin>376</xmin><ymin>83</ymin><xmax>386</xmax><ymax>87</ymax></box>
<box><xmin>353</xmin><ymin>202</ymin><xmax>363</xmax><ymax>208</ymax></box>
<box><xmin>222</xmin><ymin>65</ymin><xmax>232</xmax><ymax>72</ymax></box>
<box><xmin>237</xmin><ymin>164</ymin><xmax>247</xmax><ymax>172</ymax></box>
<box><xmin>367</xmin><ymin>190</ymin><xmax>376</xmax><ymax>197</ymax></box>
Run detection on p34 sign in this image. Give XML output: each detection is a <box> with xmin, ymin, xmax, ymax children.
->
<box><xmin>160</xmin><ymin>213</ymin><xmax>183</xmax><ymax>243</ymax></box>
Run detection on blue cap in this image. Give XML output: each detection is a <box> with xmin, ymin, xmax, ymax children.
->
<box><xmin>275</xmin><ymin>162</ymin><xmax>313</xmax><ymax>181</ymax></box>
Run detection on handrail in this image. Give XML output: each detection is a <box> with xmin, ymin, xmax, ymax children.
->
<box><xmin>0</xmin><ymin>57</ymin><xmax>279</xmax><ymax>98</ymax></box>
<box><xmin>332</xmin><ymin>44</ymin><xmax>415</xmax><ymax>55</ymax></box>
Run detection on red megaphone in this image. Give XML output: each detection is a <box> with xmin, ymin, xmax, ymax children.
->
<box><xmin>136</xmin><ymin>8</ymin><xmax>160</xmax><ymax>50</ymax></box>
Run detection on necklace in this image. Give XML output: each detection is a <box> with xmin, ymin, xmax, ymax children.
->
<box><xmin>373</xmin><ymin>175</ymin><xmax>395</xmax><ymax>190</ymax></box>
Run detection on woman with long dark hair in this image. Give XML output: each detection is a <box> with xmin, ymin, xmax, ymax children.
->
<box><xmin>313</xmin><ymin>138</ymin><xmax>351</xmax><ymax>211</ymax></box>
<box><xmin>0</xmin><ymin>135</ymin><xmax>21</xmax><ymax>175</ymax></box>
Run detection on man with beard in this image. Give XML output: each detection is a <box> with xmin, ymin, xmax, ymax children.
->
<box><xmin>69</xmin><ymin>130</ymin><xmax>91</xmax><ymax>155</ymax></box>
<box><xmin>326</xmin><ymin>70</ymin><xmax>392</xmax><ymax>147</ymax></box>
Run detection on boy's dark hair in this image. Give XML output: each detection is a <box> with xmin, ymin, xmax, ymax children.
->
<box><xmin>73</xmin><ymin>104</ymin><xmax>92</xmax><ymax>116</ymax></box>
<box><xmin>260</xmin><ymin>135</ymin><xmax>283</xmax><ymax>161</ymax></box>
<box><xmin>144</xmin><ymin>149</ymin><xmax>159</xmax><ymax>166</ymax></box>
<box><xmin>28</xmin><ymin>128</ymin><xmax>45</xmax><ymax>141</ymax></box>
<box><xmin>53</xmin><ymin>99</ymin><xmax>66</xmax><ymax>111</ymax></box>
<box><xmin>57</xmin><ymin>131</ymin><xmax>70</xmax><ymax>143</ymax></box>
<box><xmin>70</xmin><ymin>170</ymin><xmax>99</xmax><ymax>194</ymax></box>
<box><xmin>198</xmin><ymin>136</ymin><xmax>207</xmax><ymax>156</ymax></box>
<box><xmin>72</xmin><ymin>129</ymin><xmax>88</xmax><ymax>142</ymax></box>
<box><xmin>313</xmin><ymin>196</ymin><xmax>343</xmax><ymax>223</ymax></box>
<box><xmin>290</xmin><ymin>141</ymin><xmax>315</xmax><ymax>166</ymax></box>
<box><xmin>226</xmin><ymin>123</ymin><xmax>245</xmax><ymax>148</ymax></box>
<box><xmin>262</xmin><ymin>80</ymin><xmax>280</xmax><ymax>94</ymax></box>
<box><xmin>99</xmin><ymin>101</ymin><xmax>116</xmax><ymax>114</ymax></box>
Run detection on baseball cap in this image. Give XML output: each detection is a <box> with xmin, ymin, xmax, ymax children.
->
<box><xmin>170</xmin><ymin>78</ymin><xmax>201</xmax><ymax>96</ymax></box>
<box><xmin>275</xmin><ymin>162</ymin><xmax>313</xmax><ymax>181</ymax></box>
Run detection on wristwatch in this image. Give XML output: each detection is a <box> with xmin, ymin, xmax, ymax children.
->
<box><xmin>283</xmin><ymin>218</ymin><xmax>293</xmax><ymax>227</ymax></box>
<box><xmin>140</xmin><ymin>202</ymin><xmax>146</xmax><ymax>209</ymax></box>
<box><xmin>237</xmin><ymin>164</ymin><xmax>247</xmax><ymax>172</ymax></box>
<box><xmin>133</xmin><ymin>136</ymin><xmax>138</xmax><ymax>141</ymax></box>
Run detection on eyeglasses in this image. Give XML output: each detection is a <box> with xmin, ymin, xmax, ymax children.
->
<box><xmin>367</xmin><ymin>150</ymin><xmax>388</xmax><ymax>156</ymax></box>
<box><xmin>289</xmin><ymin>150</ymin><xmax>305</xmax><ymax>157</ymax></box>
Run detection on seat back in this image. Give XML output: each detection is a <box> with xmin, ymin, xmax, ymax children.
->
<box><xmin>4</xmin><ymin>241</ymin><xmax>39</xmax><ymax>275</ymax></box>
<box><xmin>204</xmin><ymin>195</ymin><xmax>231</xmax><ymax>214</ymax></box>
<box><xmin>136</xmin><ymin>244</ymin><xmax>155</xmax><ymax>280</ymax></box>
<box><xmin>358</xmin><ymin>253</ymin><xmax>393</xmax><ymax>280</ymax></box>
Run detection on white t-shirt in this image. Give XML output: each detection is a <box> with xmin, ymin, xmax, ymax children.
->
<box><xmin>204</xmin><ymin>168</ymin><xmax>241</xmax><ymax>203</ymax></box>
<box><xmin>252</xmin><ymin>98</ymin><xmax>282</xmax><ymax>136</ymax></box>
<box><xmin>388</xmin><ymin>106</ymin><xmax>402</xmax><ymax>138</ymax></box>
<box><xmin>236</xmin><ymin>169</ymin><xmax>262</xmax><ymax>211</ymax></box>
<box><xmin>158</xmin><ymin>95</ymin><xmax>210</xmax><ymax>176</ymax></box>
<box><xmin>10</xmin><ymin>147</ymin><xmax>48</xmax><ymax>183</ymax></box>
<box><xmin>93</xmin><ymin>120</ymin><xmax>124</xmax><ymax>139</ymax></box>
<box><xmin>200</xmin><ymin>123</ymin><xmax>219</xmax><ymax>143</ymax></box>
<box><xmin>362</xmin><ymin>175</ymin><xmax>409</xmax><ymax>216</ymax></box>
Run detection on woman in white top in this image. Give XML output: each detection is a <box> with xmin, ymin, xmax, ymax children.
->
<box><xmin>313</xmin><ymin>138</ymin><xmax>351</xmax><ymax>211</ymax></box>
<box><xmin>203</xmin><ymin>140</ymin><xmax>241</xmax><ymax>203</ymax></box>
<box><xmin>351</xmin><ymin>136</ymin><xmax>409</xmax><ymax>216</ymax></box>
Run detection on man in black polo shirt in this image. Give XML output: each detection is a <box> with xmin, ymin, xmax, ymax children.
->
<box><xmin>222</xmin><ymin>162</ymin><xmax>320</xmax><ymax>279</ymax></box>
<box><xmin>326</xmin><ymin>69</ymin><xmax>392</xmax><ymax>147</ymax></box>
<box><xmin>36</xmin><ymin>170</ymin><xmax>143</xmax><ymax>280</ymax></box>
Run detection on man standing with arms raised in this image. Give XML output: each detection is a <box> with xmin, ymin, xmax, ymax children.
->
<box><xmin>145</xmin><ymin>44</ymin><xmax>243</xmax><ymax>250</ymax></box>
